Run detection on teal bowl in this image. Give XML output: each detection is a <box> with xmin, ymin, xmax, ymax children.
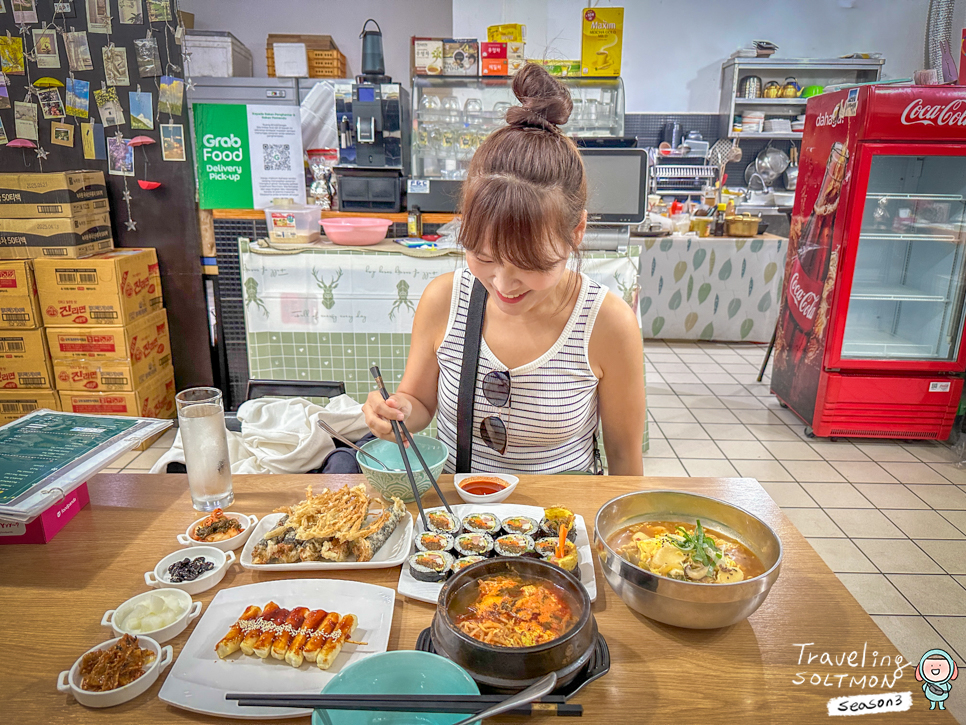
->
<box><xmin>311</xmin><ymin>651</ymin><xmax>479</xmax><ymax>725</ymax></box>
<box><xmin>357</xmin><ymin>435</ymin><xmax>448</xmax><ymax>503</ymax></box>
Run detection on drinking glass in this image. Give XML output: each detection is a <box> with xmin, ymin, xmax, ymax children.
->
<box><xmin>176</xmin><ymin>387</ymin><xmax>234</xmax><ymax>512</ymax></box>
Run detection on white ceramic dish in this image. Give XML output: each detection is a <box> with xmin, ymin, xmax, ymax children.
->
<box><xmin>239</xmin><ymin>511</ymin><xmax>413</xmax><ymax>571</ymax></box>
<box><xmin>158</xmin><ymin>578</ymin><xmax>395</xmax><ymax>720</ymax></box>
<box><xmin>177</xmin><ymin>511</ymin><xmax>258</xmax><ymax>552</ymax></box>
<box><xmin>57</xmin><ymin>635</ymin><xmax>173</xmax><ymax>708</ymax></box>
<box><xmin>452</xmin><ymin>473</ymin><xmax>519</xmax><ymax>505</ymax></box>
<box><xmin>397</xmin><ymin>503</ymin><xmax>597</xmax><ymax>604</ymax></box>
<box><xmin>145</xmin><ymin>546</ymin><xmax>236</xmax><ymax>595</ymax></box>
<box><xmin>102</xmin><ymin>589</ymin><xmax>202</xmax><ymax>644</ymax></box>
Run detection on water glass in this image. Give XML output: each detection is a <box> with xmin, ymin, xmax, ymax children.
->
<box><xmin>176</xmin><ymin>387</ymin><xmax>234</xmax><ymax>512</ymax></box>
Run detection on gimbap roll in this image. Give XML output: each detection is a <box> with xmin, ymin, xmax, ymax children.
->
<box><xmin>533</xmin><ymin>536</ymin><xmax>559</xmax><ymax>558</ymax></box>
<box><xmin>493</xmin><ymin>533</ymin><xmax>535</xmax><ymax>558</ymax></box>
<box><xmin>462</xmin><ymin>512</ymin><xmax>501</xmax><ymax>536</ymax></box>
<box><xmin>543</xmin><ymin>539</ymin><xmax>581</xmax><ymax>580</ymax></box>
<box><xmin>454</xmin><ymin>532</ymin><xmax>494</xmax><ymax>557</ymax></box>
<box><xmin>408</xmin><ymin>551</ymin><xmax>454</xmax><ymax>582</ymax></box>
<box><xmin>426</xmin><ymin>510</ymin><xmax>461</xmax><ymax>535</ymax></box>
<box><xmin>451</xmin><ymin>555</ymin><xmax>486</xmax><ymax>574</ymax></box>
<box><xmin>501</xmin><ymin>515</ymin><xmax>539</xmax><ymax>537</ymax></box>
<box><xmin>540</xmin><ymin>506</ymin><xmax>577</xmax><ymax>542</ymax></box>
<box><xmin>415</xmin><ymin>531</ymin><xmax>453</xmax><ymax>553</ymax></box>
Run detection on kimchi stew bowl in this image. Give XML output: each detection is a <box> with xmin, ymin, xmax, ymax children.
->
<box><xmin>594</xmin><ymin>490</ymin><xmax>782</xmax><ymax>629</ymax></box>
<box><xmin>432</xmin><ymin>557</ymin><xmax>596</xmax><ymax>692</ymax></box>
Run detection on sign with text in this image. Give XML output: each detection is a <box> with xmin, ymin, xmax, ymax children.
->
<box><xmin>193</xmin><ymin>104</ymin><xmax>306</xmax><ymax>209</ymax></box>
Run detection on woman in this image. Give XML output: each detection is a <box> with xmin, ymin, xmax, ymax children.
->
<box><xmin>364</xmin><ymin>64</ymin><xmax>645</xmax><ymax>475</ymax></box>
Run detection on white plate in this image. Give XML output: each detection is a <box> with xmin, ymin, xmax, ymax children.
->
<box><xmin>396</xmin><ymin>503</ymin><xmax>597</xmax><ymax>604</ymax></box>
<box><xmin>158</xmin><ymin>579</ymin><xmax>395</xmax><ymax>720</ymax></box>
<box><xmin>239</xmin><ymin>512</ymin><xmax>414</xmax><ymax>571</ymax></box>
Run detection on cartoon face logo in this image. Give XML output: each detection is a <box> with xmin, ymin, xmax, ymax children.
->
<box><xmin>916</xmin><ymin>649</ymin><xmax>958</xmax><ymax>711</ymax></box>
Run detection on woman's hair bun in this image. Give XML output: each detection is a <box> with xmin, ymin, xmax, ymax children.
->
<box><xmin>505</xmin><ymin>62</ymin><xmax>573</xmax><ymax>132</ymax></box>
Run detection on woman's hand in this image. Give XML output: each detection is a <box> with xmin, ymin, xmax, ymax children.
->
<box><xmin>363</xmin><ymin>390</ymin><xmax>413</xmax><ymax>441</ymax></box>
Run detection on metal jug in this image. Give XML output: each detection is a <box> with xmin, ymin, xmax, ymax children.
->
<box><xmin>762</xmin><ymin>81</ymin><xmax>781</xmax><ymax>98</ymax></box>
<box><xmin>738</xmin><ymin>76</ymin><xmax>762</xmax><ymax>98</ymax></box>
<box><xmin>780</xmin><ymin>77</ymin><xmax>801</xmax><ymax>98</ymax></box>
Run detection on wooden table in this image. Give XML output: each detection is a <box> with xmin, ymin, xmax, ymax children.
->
<box><xmin>0</xmin><ymin>474</ymin><xmax>953</xmax><ymax>724</ymax></box>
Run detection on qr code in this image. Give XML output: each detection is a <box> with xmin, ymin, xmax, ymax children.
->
<box><xmin>263</xmin><ymin>144</ymin><xmax>291</xmax><ymax>171</ymax></box>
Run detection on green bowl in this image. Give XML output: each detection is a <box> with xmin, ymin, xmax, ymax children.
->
<box><xmin>311</xmin><ymin>651</ymin><xmax>479</xmax><ymax>725</ymax></box>
<box><xmin>357</xmin><ymin>435</ymin><xmax>448</xmax><ymax>502</ymax></box>
<box><xmin>800</xmin><ymin>85</ymin><xmax>824</xmax><ymax>98</ymax></box>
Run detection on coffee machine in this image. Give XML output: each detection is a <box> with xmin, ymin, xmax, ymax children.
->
<box><xmin>334</xmin><ymin>19</ymin><xmax>410</xmax><ymax>212</ymax></box>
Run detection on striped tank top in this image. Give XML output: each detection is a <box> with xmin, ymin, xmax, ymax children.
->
<box><xmin>436</xmin><ymin>268</ymin><xmax>605</xmax><ymax>474</ymax></box>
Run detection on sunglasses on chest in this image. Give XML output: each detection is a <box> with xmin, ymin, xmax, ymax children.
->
<box><xmin>479</xmin><ymin>370</ymin><xmax>510</xmax><ymax>454</ymax></box>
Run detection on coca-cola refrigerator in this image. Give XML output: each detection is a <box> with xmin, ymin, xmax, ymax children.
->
<box><xmin>772</xmin><ymin>85</ymin><xmax>966</xmax><ymax>439</ymax></box>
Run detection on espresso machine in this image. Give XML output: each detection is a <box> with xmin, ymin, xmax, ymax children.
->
<box><xmin>334</xmin><ymin>19</ymin><xmax>410</xmax><ymax>212</ymax></box>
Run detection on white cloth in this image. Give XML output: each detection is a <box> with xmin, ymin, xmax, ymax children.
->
<box><xmin>150</xmin><ymin>395</ymin><xmax>368</xmax><ymax>475</ymax></box>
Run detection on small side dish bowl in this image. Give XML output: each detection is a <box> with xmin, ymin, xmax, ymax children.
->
<box><xmin>56</xmin><ymin>635</ymin><xmax>172</xmax><ymax>708</ymax></box>
<box><xmin>357</xmin><ymin>435</ymin><xmax>449</xmax><ymax>502</ymax></box>
<box><xmin>594</xmin><ymin>490</ymin><xmax>782</xmax><ymax>629</ymax></box>
<box><xmin>321</xmin><ymin>217</ymin><xmax>392</xmax><ymax>246</ymax></box>
<box><xmin>144</xmin><ymin>546</ymin><xmax>235</xmax><ymax>595</ymax></box>
<box><xmin>312</xmin><ymin>650</ymin><xmax>480</xmax><ymax>725</ymax></box>
<box><xmin>453</xmin><ymin>473</ymin><xmax>519</xmax><ymax>504</ymax></box>
<box><xmin>177</xmin><ymin>511</ymin><xmax>258</xmax><ymax>552</ymax></box>
<box><xmin>101</xmin><ymin>589</ymin><xmax>202</xmax><ymax>644</ymax></box>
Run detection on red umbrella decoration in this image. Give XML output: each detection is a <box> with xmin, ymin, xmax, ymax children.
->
<box><xmin>127</xmin><ymin>135</ymin><xmax>162</xmax><ymax>189</ymax></box>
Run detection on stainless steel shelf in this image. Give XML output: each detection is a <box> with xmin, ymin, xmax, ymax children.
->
<box><xmin>866</xmin><ymin>193</ymin><xmax>965</xmax><ymax>202</ymax></box>
<box><xmin>850</xmin><ymin>284</ymin><xmax>947</xmax><ymax>303</ymax></box>
<box><xmin>859</xmin><ymin>232</ymin><xmax>958</xmax><ymax>243</ymax></box>
<box><xmin>734</xmin><ymin>98</ymin><xmax>807</xmax><ymax>105</ymax></box>
<box><xmin>728</xmin><ymin>132</ymin><xmax>803</xmax><ymax>140</ymax></box>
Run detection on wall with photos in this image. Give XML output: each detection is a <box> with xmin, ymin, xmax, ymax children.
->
<box><xmin>0</xmin><ymin>0</ymin><xmax>212</xmax><ymax>390</ymax></box>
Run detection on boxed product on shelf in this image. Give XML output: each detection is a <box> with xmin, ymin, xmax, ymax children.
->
<box><xmin>35</xmin><ymin>248</ymin><xmax>162</xmax><ymax>327</ymax></box>
<box><xmin>0</xmin><ymin>328</ymin><xmax>54</xmax><ymax>388</ymax></box>
<box><xmin>443</xmin><ymin>39</ymin><xmax>479</xmax><ymax>76</ymax></box>
<box><xmin>59</xmin><ymin>369</ymin><xmax>175</xmax><ymax>419</ymax></box>
<box><xmin>0</xmin><ymin>389</ymin><xmax>60</xmax><ymax>424</ymax></box>
<box><xmin>45</xmin><ymin>308</ymin><xmax>170</xmax><ymax>363</ymax></box>
<box><xmin>266</xmin><ymin>34</ymin><xmax>345</xmax><ymax>78</ymax></box>
<box><xmin>0</xmin><ymin>170</ymin><xmax>108</xmax><ymax>218</ymax></box>
<box><xmin>529</xmin><ymin>58</ymin><xmax>581</xmax><ymax>77</ymax></box>
<box><xmin>0</xmin><ymin>260</ymin><xmax>42</xmax><ymax>328</ymax></box>
<box><xmin>52</xmin><ymin>340</ymin><xmax>172</xmax><ymax>392</ymax></box>
<box><xmin>411</xmin><ymin>37</ymin><xmax>444</xmax><ymax>75</ymax></box>
<box><xmin>487</xmin><ymin>24</ymin><xmax>525</xmax><ymax>42</ymax></box>
<box><xmin>580</xmin><ymin>6</ymin><xmax>623</xmax><ymax>77</ymax></box>
<box><xmin>0</xmin><ymin>212</ymin><xmax>114</xmax><ymax>260</ymax></box>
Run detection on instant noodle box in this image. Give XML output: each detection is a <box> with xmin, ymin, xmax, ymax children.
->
<box><xmin>0</xmin><ymin>261</ymin><xmax>43</xmax><ymax>328</ymax></box>
<box><xmin>52</xmin><ymin>342</ymin><xmax>172</xmax><ymax>392</ymax></box>
<box><xmin>0</xmin><ymin>389</ymin><xmax>60</xmax><ymax>424</ymax></box>
<box><xmin>0</xmin><ymin>170</ymin><xmax>108</xmax><ymax>218</ymax></box>
<box><xmin>59</xmin><ymin>369</ymin><xmax>175</xmax><ymax>419</ymax></box>
<box><xmin>581</xmin><ymin>6</ymin><xmax>623</xmax><ymax>77</ymax></box>
<box><xmin>0</xmin><ymin>212</ymin><xmax>114</xmax><ymax>260</ymax></box>
<box><xmin>45</xmin><ymin>308</ymin><xmax>170</xmax><ymax>363</ymax></box>
<box><xmin>0</xmin><ymin>328</ymin><xmax>54</xmax><ymax>388</ymax></box>
<box><xmin>34</xmin><ymin>249</ymin><xmax>162</xmax><ymax>327</ymax></box>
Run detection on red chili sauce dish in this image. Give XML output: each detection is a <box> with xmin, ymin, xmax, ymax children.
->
<box><xmin>459</xmin><ymin>477</ymin><xmax>508</xmax><ymax>496</ymax></box>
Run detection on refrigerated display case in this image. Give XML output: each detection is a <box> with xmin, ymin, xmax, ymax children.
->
<box><xmin>770</xmin><ymin>85</ymin><xmax>966</xmax><ymax>440</ymax></box>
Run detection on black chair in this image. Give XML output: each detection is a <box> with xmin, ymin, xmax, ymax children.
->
<box><xmin>224</xmin><ymin>379</ymin><xmax>347</xmax><ymax>431</ymax></box>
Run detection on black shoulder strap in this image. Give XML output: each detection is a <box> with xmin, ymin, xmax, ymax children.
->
<box><xmin>456</xmin><ymin>279</ymin><xmax>488</xmax><ymax>473</ymax></box>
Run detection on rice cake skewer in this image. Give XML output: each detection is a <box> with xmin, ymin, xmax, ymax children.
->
<box><xmin>303</xmin><ymin>611</ymin><xmax>340</xmax><ymax>663</ymax></box>
<box><xmin>239</xmin><ymin>602</ymin><xmax>280</xmax><ymax>656</ymax></box>
<box><xmin>318</xmin><ymin>613</ymin><xmax>358</xmax><ymax>670</ymax></box>
<box><xmin>271</xmin><ymin>607</ymin><xmax>308</xmax><ymax>660</ymax></box>
<box><xmin>253</xmin><ymin>608</ymin><xmax>291</xmax><ymax>658</ymax></box>
<box><xmin>215</xmin><ymin>605</ymin><xmax>262</xmax><ymax>659</ymax></box>
<box><xmin>284</xmin><ymin>608</ymin><xmax>327</xmax><ymax>668</ymax></box>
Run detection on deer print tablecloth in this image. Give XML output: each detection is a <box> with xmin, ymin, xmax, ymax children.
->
<box><xmin>638</xmin><ymin>234</ymin><xmax>787</xmax><ymax>343</ymax></box>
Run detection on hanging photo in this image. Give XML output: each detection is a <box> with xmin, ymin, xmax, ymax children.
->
<box><xmin>38</xmin><ymin>87</ymin><xmax>65</xmax><ymax>118</ymax></box>
<box><xmin>32</xmin><ymin>27</ymin><xmax>60</xmax><ymax>69</ymax></box>
<box><xmin>14</xmin><ymin>101</ymin><xmax>38</xmax><ymax>140</ymax></box>
<box><xmin>146</xmin><ymin>0</ymin><xmax>170</xmax><ymax>22</ymax></box>
<box><xmin>13</xmin><ymin>0</ymin><xmax>38</xmax><ymax>23</ymax></box>
<box><xmin>0</xmin><ymin>118</ymin><xmax>7</xmax><ymax>146</ymax></box>
<box><xmin>93</xmin><ymin>86</ymin><xmax>125</xmax><ymax>127</ymax></box>
<box><xmin>118</xmin><ymin>0</ymin><xmax>142</xmax><ymax>23</ymax></box>
<box><xmin>160</xmin><ymin>123</ymin><xmax>185</xmax><ymax>161</ymax></box>
<box><xmin>0</xmin><ymin>37</ymin><xmax>25</xmax><ymax>75</ymax></box>
<box><xmin>64</xmin><ymin>31</ymin><xmax>93</xmax><ymax>71</ymax></box>
<box><xmin>53</xmin><ymin>2</ymin><xmax>76</xmax><ymax>18</ymax></box>
<box><xmin>108</xmin><ymin>136</ymin><xmax>135</xmax><ymax>176</ymax></box>
<box><xmin>85</xmin><ymin>0</ymin><xmax>111</xmax><ymax>33</ymax></box>
<box><xmin>133</xmin><ymin>37</ymin><xmax>161</xmax><ymax>77</ymax></box>
<box><xmin>81</xmin><ymin>121</ymin><xmax>102</xmax><ymax>158</ymax></box>
<box><xmin>158</xmin><ymin>75</ymin><xmax>184</xmax><ymax>115</ymax></box>
<box><xmin>129</xmin><ymin>90</ymin><xmax>153</xmax><ymax>129</ymax></box>
<box><xmin>50</xmin><ymin>120</ymin><xmax>74</xmax><ymax>147</ymax></box>
<box><xmin>0</xmin><ymin>1</ymin><xmax>6</xmax><ymax>13</ymax></box>
<box><xmin>102</xmin><ymin>45</ymin><xmax>131</xmax><ymax>86</ymax></box>
<box><xmin>66</xmin><ymin>77</ymin><xmax>89</xmax><ymax>117</ymax></box>
<box><xmin>0</xmin><ymin>84</ymin><xmax>9</xmax><ymax>110</ymax></box>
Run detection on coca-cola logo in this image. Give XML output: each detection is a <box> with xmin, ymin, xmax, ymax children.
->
<box><xmin>789</xmin><ymin>272</ymin><xmax>820</xmax><ymax>321</ymax></box>
<box><xmin>900</xmin><ymin>98</ymin><xmax>966</xmax><ymax>127</ymax></box>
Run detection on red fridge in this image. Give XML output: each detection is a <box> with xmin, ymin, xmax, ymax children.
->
<box><xmin>771</xmin><ymin>85</ymin><xmax>966</xmax><ymax>439</ymax></box>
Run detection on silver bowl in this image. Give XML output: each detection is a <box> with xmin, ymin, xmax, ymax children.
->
<box><xmin>594</xmin><ymin>490</ymin><xmax>782</xmax><ymax>629</ymax></box>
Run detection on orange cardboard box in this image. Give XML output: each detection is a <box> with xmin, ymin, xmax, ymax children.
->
<box><xmin>0</xmin><ymin>389</ymin><xmax>60</xmax><ymax>424</ymax></box>
<box><xmin>35</xmin><ymin>248</ymin><xmax>162</xmax><ymax>326</ymax></box>
<box><xmin>59</xmin><ymin>368</ymin><xmax>176</xmax><ymax>419</ymax></box>
<box><xmin>53</xmin><ymin>339</ymin><xmax>172</xmax><ymax>392</ymax></box>
<box><xmin>0</xmin><ymin>328</ymin><xmax>54</xmax><ymax>388</ymax></box>
<box><xmin>46</xmin><ymin>308</ymin><xmax>170</xmax><ymax>363</ymax></box>
<box><xmin>0</xmin><ymin>260</ymin><xmax>43</xmax><ymax>328</ymax></box>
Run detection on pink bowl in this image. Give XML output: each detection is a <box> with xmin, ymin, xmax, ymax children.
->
<box><xmin>320</xmin><ymin>217</ymin><xmax>392</xmax><ymax>246</ymax></box>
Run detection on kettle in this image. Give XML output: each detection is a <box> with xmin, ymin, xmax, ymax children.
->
<box><xmin>781</xmin><ymin>76</ymin><xmax>801</xmax><ymax>98</ymax></box>
<box><xmin>762</xmin><ymin>81</ymin><xmax>781</xmax><ymax>98</ymax></box>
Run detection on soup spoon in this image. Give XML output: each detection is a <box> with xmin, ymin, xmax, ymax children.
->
<box><xmin>449</xmin><ymin>673</ymin><xmax>558</xmax><ymax>725</ymax></box>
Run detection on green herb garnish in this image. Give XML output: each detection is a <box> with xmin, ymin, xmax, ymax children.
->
<box><xmin>670</xmin><ymin>520</ymin><xmax>724</xmax><ymax>571</ymax></box>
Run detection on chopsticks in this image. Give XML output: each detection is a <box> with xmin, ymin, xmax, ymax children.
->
<box><xmin>369</xmin><ymin>365</ymin><xmax>453</xmax><ymax>519</ymax></box>
<box><xmin>225</xmin><ymin>693</ymin><xmax>582</xmax><ymax>717</ymax></box>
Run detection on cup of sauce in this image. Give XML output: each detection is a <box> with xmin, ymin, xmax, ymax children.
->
<box><xmin>453</xmin><ymin>473</ymin><xmax>518</xmax><ymax>504</ymax></box>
